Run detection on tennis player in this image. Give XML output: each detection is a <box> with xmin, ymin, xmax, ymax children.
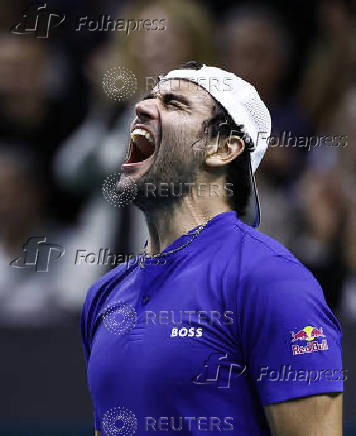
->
<box><xmin>81</xmin><ymin>62</ymin><xmax>343</xmax><ymax>436</ymax></box>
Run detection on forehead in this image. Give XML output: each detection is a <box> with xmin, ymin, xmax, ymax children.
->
<box><xmin>153</xmin><ymin>78</ymin><xmax>214</xmax><ymax>106</ymax></box>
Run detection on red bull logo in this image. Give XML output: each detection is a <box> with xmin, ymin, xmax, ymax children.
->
<box><xmin>291</xmin><ymin>325</ymin><xmax>325</xmax><ymax>342</ymax></box>
<box><xmin>290</xmin><ymin>325</ymin><xmax>328</xmax><ymax>355</ymax></box>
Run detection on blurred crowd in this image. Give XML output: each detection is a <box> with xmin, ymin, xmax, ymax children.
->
<box><xmin>0</xmin><ymin>0</ymin><xmax>355</xmax><ymax>432</ymax></box>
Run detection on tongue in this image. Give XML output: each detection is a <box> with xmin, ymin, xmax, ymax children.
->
<box><xmin>127</xmin><ymin>136</ymin><xmax>155</xmax><ymax>163</ymax></box>
<box><xmin>134</xmin><ymin>134</ymin><xmax>155</xmax><ymax>157</ymax></box>
<box><xmin>127</xmin><ymin>145</ymin><xmax>146</xmax><ymax>163</ymax></box>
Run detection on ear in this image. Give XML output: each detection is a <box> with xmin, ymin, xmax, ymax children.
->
<box><xmin>205</xmin><ymin>135</ymin><xmax>245</xmax><ymax>167</ymax></box>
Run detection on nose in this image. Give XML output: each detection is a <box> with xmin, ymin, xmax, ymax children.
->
<box><xmin>135</xmin><ymin>98</ymin><xmax>159</xmax><ymax>123</ymax></box>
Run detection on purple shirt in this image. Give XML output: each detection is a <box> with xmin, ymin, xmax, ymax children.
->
<box><xmin>81</xmin><ymin>211</ymin><xmax>343</xmax><ymax>435</ymax></box>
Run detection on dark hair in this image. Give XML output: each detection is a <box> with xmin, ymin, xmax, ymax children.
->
<box><xmin>177</xmin><ymin>61</ymin><xmax>252</xmax><ymax>217</ymax></box>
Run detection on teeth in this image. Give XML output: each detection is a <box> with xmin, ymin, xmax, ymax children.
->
<box><xmin>131</xmin><ymin>128</ymin><xmax>154</xmax><ymax>144</ymax></box>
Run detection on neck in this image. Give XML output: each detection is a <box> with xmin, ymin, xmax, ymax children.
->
<box><xmin>143</xmin><ymin>180</ymin><xmax>232</xmax><ymax>255</ymax></box>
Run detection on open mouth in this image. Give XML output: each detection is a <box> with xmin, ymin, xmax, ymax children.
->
<box><xmin>124</xmin><ymin>127</ymin><xmax>156</xmax><ymax>166</ymax></box>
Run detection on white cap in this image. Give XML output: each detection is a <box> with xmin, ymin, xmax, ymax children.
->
<box><xmin>162</xmin><ymin>64</ymin><xmax>271</xmax><ymax>173</ymax></box>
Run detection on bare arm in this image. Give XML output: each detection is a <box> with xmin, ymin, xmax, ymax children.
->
<box><xmin>95</xmin><ymin>431</ymin><xmax>101</xmax><ymax>436</ymax></box>
<box><xmin>265</xmin><ymin>393</ymin><xmax>342</xmax><ymax>436</ymax></box>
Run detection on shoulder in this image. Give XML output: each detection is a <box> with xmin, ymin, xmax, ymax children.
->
<box><xmin>234</xmin><ymin>219</ymin><xmax>314</xmax><ymax>285</ymax></box>
<box><xmin>232</xmin><ymin>223</ymin><xmax>342</xmax><ymax>347</ymax></box>
<box><xmin>231</xmin><ymin>222</ymin><xmax>342</xmax><ymax>332</ymax></box>
<box><xmin>227</xmin><ymin>220</ymin><xmax>329</xmax><ymax>317</ymax></box>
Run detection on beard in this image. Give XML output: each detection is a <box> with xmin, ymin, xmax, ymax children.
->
<box><xmin>132</xmin><ymin>121</ymin><xmax>207</xmax><ymax>212</ymax></box>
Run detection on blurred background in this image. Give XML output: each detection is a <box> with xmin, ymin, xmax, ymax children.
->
<box><xmin>0</xmin><ymin>0</ymin><xmax>355</xmax><ymax>434</ymax></box>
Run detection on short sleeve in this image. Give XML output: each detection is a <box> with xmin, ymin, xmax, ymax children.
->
<box><xmin>238</xmin><ymin>255</ymin><xmax>344</xmax><ymax>406</ymax></box>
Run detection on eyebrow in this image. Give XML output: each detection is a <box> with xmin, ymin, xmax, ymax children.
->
<box><xmin>143</xmin><ymin>92</ymin><xmax>155</xmax><ymax>100</ymax></box>
<box><xmin>143</xmin><ymin>92</ymin><xmax>190</xmax><ymax>107</ymax></box>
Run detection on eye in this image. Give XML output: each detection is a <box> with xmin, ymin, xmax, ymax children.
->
<box><xmin>163</xmin><ymin>95</ymin><xmax>184</xmax><ymax>109</ymax></box>
<box><xmin>164</xmin><ymin>98</ymin><xmax>181</xmax><ymax>108</ymax></box>
<box><xmin>168</xmin><ymin>100</ymin><xmax>182</xmax><ymax>108</ymax></box>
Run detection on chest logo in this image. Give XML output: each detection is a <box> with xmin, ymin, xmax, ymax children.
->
<box><xmin>170</xmin><ymin>326</ymin><xmax>203</xmax><ymax>337</ymax></box>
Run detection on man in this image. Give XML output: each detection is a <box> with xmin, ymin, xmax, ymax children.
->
<box><xmin>81</xmin><ymin>62</ymin><xmax>343</xmax><ymax>436</ymax></box>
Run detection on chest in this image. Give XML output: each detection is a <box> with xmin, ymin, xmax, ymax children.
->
<box><xmin>88</xmin><ymin>263</ymin><xmax>243</xmax><ymax>395</ymax></box>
